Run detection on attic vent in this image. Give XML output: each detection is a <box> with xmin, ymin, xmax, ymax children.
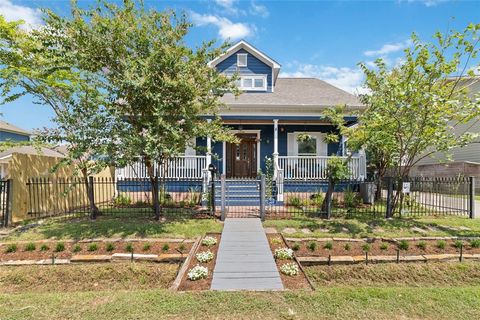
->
<box><xmin>237</xmin><ymin>53</ymin><xmax>247</xmax><ymax>67</ymax></box>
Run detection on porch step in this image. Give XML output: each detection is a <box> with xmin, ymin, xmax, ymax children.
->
<box><xmin>213</xmin><ymin>179</ymin><xmax>261</xmax><ymax>207</ymax></box>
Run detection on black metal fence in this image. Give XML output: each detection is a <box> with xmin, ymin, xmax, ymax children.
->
<box><xmin>26</xmin><ymin>177</ymin><xmax>210</xmax><ymax>219</ymax></box>
<box><xmin>0</xmin><ymin>180</ymin><xmax>11</xmax><ymax>227</ymax></box>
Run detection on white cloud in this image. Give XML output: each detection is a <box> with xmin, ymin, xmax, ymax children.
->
<box><xmin>0</xmin><ymin>0</ymin><xmax>42</xmax><ymax>29</ymax></box>
<box><xmin>364</xmin><ymin>39</ymin><xmax>412</xmax><ymax>57</ymax></box>
<box><xmin>249</xmin><ymin>1</ymin><xmax>269</xmax><ymax>18</ymax></box>
<box><xmin>281</xmin><ymin>62</ymin><xmax>367</xmax><ymax>94</ymax></box>
<box><xmin>191</xmin><ymin>12</ymin><xmax>253</xmax><ymax>40</ymax></box>
<box><xmin>214</xmin><ymin>0</ymin><xmax>241</xmax><ymax>15</ymax></box>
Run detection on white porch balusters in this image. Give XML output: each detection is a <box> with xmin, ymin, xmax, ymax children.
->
<box><xmin>272</xmin><ymin>119</ymin><xmax>284</xmax><ymax>202</ymax></box>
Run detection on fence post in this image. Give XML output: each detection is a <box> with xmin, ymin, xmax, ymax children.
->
<box><xmin>469</xmin><ymin>176</ymin><xmax>476</xmax><ymax>219</ymax></box>
<box><xmin>260</xmin><ymin>174</ymin><xmax>266</xmax><ymax>221</ymax></box>
<box><xmin>386</xmin><ymin>177</ymin><xmax>394</xmax><ymax>219</ymax></box>
<box><xmin>88</xmin><ymin>176</ymin><xmax>96</xmax><ymax>220</ymax></box>
<box><xmin>5</xmin><ymin>179</ymin><xmax>12</xmax><ymax>227</ymax></box>
<box><xmin>220</xmin><ymin>174</ymin><xmax>226</xmax><ymax>221</ymax></box>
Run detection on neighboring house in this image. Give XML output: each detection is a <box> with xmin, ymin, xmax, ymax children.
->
<box><xmin>0</xmin><ymin>120</ymin><xmax>30</xmax><ymax>142</ymax></box>
<box><xmin>413</xmin><ymin>76</ymin><xmax>480</xmax><ymax>179</ymax></box>
<box><xmin>0</xmin><ymin>146</ymin><xmax>65</xmax><ymax>178</ymax></box>
<box><xmin>117</xmin><ymin>41</ymin><xmax>366</xmax><ymax>201</ymax></box>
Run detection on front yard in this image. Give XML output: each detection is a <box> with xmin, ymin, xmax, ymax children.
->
<box><xmin>264</xmin><ymin>215</ymin><xmax>480</xmax><ymax>238</ymax></box>
<box><xmin>1</xmin><ymin>263</ymin><xmax>480</xmax><ymax>319</ymax></box>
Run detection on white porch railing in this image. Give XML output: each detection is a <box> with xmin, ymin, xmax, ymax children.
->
<box><xmin>116</xmin><ymin>156</ymin><xmax>208</xmax><ymax>179</ymax></box>
<box><xmin>277</xmin><ymin>155</ymin><xmax>366</xmax><ymax>181</ymax></box>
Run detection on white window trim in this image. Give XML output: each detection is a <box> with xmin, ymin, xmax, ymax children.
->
<box><xmin>238</xmin><ymin>75</ymin><xmax>267</xmax><ymax>91</ymax></box>
<box><xmin>288</xmin><ymin>132</ymin><xmax>328</xmax><ymax>156</ymax></box>
<box><xmin>237</xmin><ymin>53</ymin><xmax>247</xmax><ymax>67</ymax></box>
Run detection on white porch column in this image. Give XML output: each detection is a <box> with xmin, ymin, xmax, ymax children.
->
<box><xmin>273</xmin><ymin>119</ymin><xmax>279</xmax><ymax>179</ymax></box>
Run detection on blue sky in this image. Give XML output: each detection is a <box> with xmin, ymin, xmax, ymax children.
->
<box><xmin>1</xmin><ymin>0</ymin><xmax>479</xmax><ymax>132</ymax></box>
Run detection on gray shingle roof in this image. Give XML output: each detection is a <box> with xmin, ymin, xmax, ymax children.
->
<box><xmin>220</xmin><ymin>77</ymin><xmax>363</xmax><ymax>107</ymax></box>
<box><xmin>0</xmin><ymin>146</ymin><xmax>65</xmax><ymax>159</ymax></box>
<box><xmin>0</xmin><ymin>120</ymin><xmax>30</xmax><ymax>136</ymax></box>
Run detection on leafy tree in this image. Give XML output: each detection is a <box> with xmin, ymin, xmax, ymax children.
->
<box><xmin>322</xmin><ymin>156</ymin><xmax>351</xmax><ymax>218</ymax></box>
<box><xmin>327</xmin><ymin>25</ymin><xmax>480</xmax><ymax>213</ymax></box>
<box><xmin>63</xmin><ymin>0</ymin><xmax>238</xmax><ymax>219</ymax></box>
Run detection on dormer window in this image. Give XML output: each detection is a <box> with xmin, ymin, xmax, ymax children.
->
<box><xmin>237</xmin><ymin>75</ymin><xmax>267</xmax><ymax>91</ymax></box>
<box><xmin>237</xmin><ymin>53</ymin><xmax>247</xmax><ymax>67</ymax></box>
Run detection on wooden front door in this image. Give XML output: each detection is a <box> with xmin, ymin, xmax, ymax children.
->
<box><xmin>226</xmin><ymin>134</ymin><xmax>258</xmax><ymax>178</ymax></box>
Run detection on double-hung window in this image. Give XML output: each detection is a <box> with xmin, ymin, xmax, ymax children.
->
<box><xmin>237</xmin><ymin>75</ymin><xmax>267</xmax><ymax>91</ymax></box>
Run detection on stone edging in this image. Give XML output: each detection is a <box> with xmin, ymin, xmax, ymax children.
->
<box><xmin>297</xmin><ymin>253</ymin><xmax>480</xmax><ymax>266</ymax></box>
<box><xmin>285</xmin><ymin>236</ymin><xmax>480</xmax><ymax>243</ymax></box>
<box><xmin>0</xmin><ymin>238</ymin><xmax>195</xmax><ymax>246</ymax></box>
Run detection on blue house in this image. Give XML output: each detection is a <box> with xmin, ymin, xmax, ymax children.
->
<box><xmin>0</xmin><ymin>120</ymin><xmax>30</xmax><ymax>142</ymax></box>
<box><xmin>117</xmin><ymin>41</ymin><xmax>366</xmax><ymax>202</ymax></box>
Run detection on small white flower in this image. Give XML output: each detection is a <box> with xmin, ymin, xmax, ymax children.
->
<box><xmin>116</xmin><ymin>98</ymin><xmax>128</xmax><ymax>106</ymax></box>
<box><xmin>201</xmin><ymin>236</ymin><xmax>217</xmax><ymax>247</ymax></box>
<box><xmin>187</xmin><ymin>265</ymin><xmax>208</xmax><ymax>281</ymax></box>
<box><xmin>280</xmin><ymin>263</ymin><xmax>299</xmax><ymax>276</ymax></box>
<box><xmin>140</xmin><ymin>128</ymin><xmax>148</xmax><ymax>137</ymax></box>
<box><xmin>274</xmin><ymin>248</ymin><xmax>294</xmax><ymax>260</ymax></box>
<box><xmin>196</xmin><ymin>250</ymin><xmax>214</xmax><ymax>263</ymax></box>
<box><xmin>177</xmin><ymin>119</ymin><xmax>186</xmax><ymax>125</ymax></box>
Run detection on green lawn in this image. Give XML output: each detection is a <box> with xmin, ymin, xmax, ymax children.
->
<box><xmin>1</xmin><ymin>262</ymin><xmax>480</xmax><ymax>319</ymax></box>
<box><xmin>264</xmin><ymin>215</ymin><xmax>480</xmax><ymax>238</ymax></box>
<box><xmin>5</xmin><ymin>215</ymin><xmax>223</xmax><ymax>241</ymax></box>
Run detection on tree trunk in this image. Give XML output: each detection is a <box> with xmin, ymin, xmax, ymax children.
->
<box><xmin>145</xmin><ymin>157</ymin><xmax>160</xmax><ymax>220</ymax></box>
<box><xmin>82</xmin><ymin>168</ymin><xmax>99</xmax><ymax>220</ymax></box>
<box><xmin>321</xmin><ymin>179</ymin><xmax>334</xmax><ymax>219</ymax></box>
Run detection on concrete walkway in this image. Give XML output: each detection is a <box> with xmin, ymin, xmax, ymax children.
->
<box><xmin>211</xmin><ymin>218</ymin><xmax>283</xmax><ymax>291</ymax></box>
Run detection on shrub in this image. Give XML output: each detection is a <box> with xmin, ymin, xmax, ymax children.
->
<box><xmin>143</xmin><ymin>243</ymin><xmax>152</xmax><ymax>251</ymax></box>
<box><xmin>105</xmin><ymin>243</ymin><xmax>115</xmax><ymax>252</ymax></box>
<box><xmin>310</xmin><ymin>193</ymin><xmax>324</xmax><ymax>206</ymax></box>
<box><xmin>274</xmin><ymin>248</ymin><xmax>294</xmax><ymax>260</ymax></box>
<box><xmin>187</xmin><ymin>265</ymin><xmax>208</xmax><ymax>281</ymax></box>
<box><xmin>361</xmin><ymin>243</ymin><xmax>371</xmax><ymax>252</ymax></box>
<box><xmin>437</xmin><ymin>240</ymin><xmax>446</xmax><ymax>250</ymax></box>
<box><xmin>307</xmin><ymin>241</ymin><xmax>318</xmax><ymax>251</ymax></box>
<box><xmin>291</xmin><ymin>243</ymin><xmax>301</xmax><ymax>251</ymax></box>
<box><xmin>24</xmin><ymin>242</ymin><xmax>36</xmax><ymax>252</ymax></box>
<box><xmin>125</xmin><ymin>243</ymin><xmax>134</xmax><ymax>253</ymax></box>
<box><xmin>161</xmin><ymin>243</ymin><xmax>169</xmax><ymax>252</ymax></box>
<box><xmin>40</xmin><ymin>244</ymin><xmax>49</xmax><ymax>251</ymax></box>
<box><xmin>178</xmin><ymin>243</ymin><xmax>186</xmax><ymax>252</ymax></box>
<box><xmin>5</xmin><ymin>243</ymin><xmax>17</xmax><ymax>253</ymax></box>
<box><xmin>55</xmin><ymin>242</ymin><xmax>65</xmax><ymax>252</ymax></box>
<box><xmin>196</xmin><ymin>251</ymin><xmax>214</xmax><ymax>263</ymax></box>
<box><xmin>287</xmin><ymin>196</ymin><xmax>302</xmax><ymax>207</ymax></box>
<box><xmin>113</xmin><ymin>193</ymin><xmax>131</xmax><ymax>206</ymax></box>
<box><xmin>344</xmin><ymin>188</ymin><xmax>360</xmax><ymax>208</ymax></box>
<box><xmin>324</xmin><ymin>241</ymin><xmax>333</xmax><ymax>250</ymax></box>
<box><xmin>380</xmin><ymin>242</ymin><xmax>389</xmax><ymax>251</ymax></box>
<box><xmin>417</xmin><ymin>241</ymin><xmax>427</xmax><ymax>250</ymax></box>
<box><xmin>271</xmin><ymin>238</ymin><xmax>282</xmax><ymax>245</ymax></box>
<box><xmin>398</xmin><ymin>240</ymin><xmax>409</xmax><ymax>251</ymax></box>
<box><xmin>88</xmin><ymin>243</ymin><xmax>98</xmax><ymax>252</ymax></box>
<box><xmin>280</xmin><ymin>263</ymin><xmax>299</xmax><ymax>276</ymax></box>
<box><xmin>72</xmin><ymin>244</ymin><xmax>81</xmax><ymax>253</ymax></box>
<box><xmin>344</xmin><ymin>243</ymin><xmax>351</xmax><ymax>251</ymax></box>
<box><xmin>470</xmin><ymin>239</ymin><xmax>480</xmax><ymax>248</ymax></box>
<box><xmin>201</xmin><ymin>236</ymin><xmax>217</xmax><ymax>247</ymax></box>
<box><xmin>454</xmin><ymin>240</ymin><xmax>463</xmax><ymax>249</ymax></box>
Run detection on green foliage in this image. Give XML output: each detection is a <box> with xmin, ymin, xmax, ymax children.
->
<box><xmin>307</xmin><ymin>241</ymin><xmax>318</xmax><ymax>251</ymax></box>
<box><xmin>417</xmin><ymin>241</ymin><xmax>427</xmax><ymax>250</ymax></box>
<box><xmin>325</xmin><ymin>156</ymin><xmax>351</xmax><ymax>184</ymax></box>
<box><xmin>437</xmin><ymin>240</ymin><xmax>447</xmax><ymax>250</ymax></box>
<box><xmin>271</xmin><ymin>238</ymin><xmax>282</xmax><ymax>245</ymax></box>
<box><xmin>344</xmin><ymin>243</ymin><xmax>351</xmax><ymax>251</ymax></box>
<box><xmin>72</xmin><ymin>244</ymin><xmax>82</xmax><ymax>253</ymax></box>
<box><xmin>287</xmin><ymin>196</ymin><xmax>302</xmax><ymax>208</ymax></box>
<box><xmin>162</xmin><ymin>243</ymin><xmax>170</xmax><ymax>252</ymax></box>
<box><xmin>105</xmin><ymin>243</ymin><xmax>115</xmax><ymax>252</ymax></box>
<box><xmin>24</xmin><ymin>242</ymin><xmax>36</xmax><ymax>252</ymax></box>
<box><xmin>125</xmin><ymin>243</ymin><xmax>134</xmax><ymax>253</ymax></box>
<box><xmin>470</xmin><ymin>239</ymin><xmax>480</xmax><ymax>249</ymax></box>
<box><xmin>292</xmin><ymin>243</ymin><xmax>301</xmax><ymax>251</ymax></box>
<box><xmin>178</xmin><ymin>243</ymin><xmax>186</xmax><ymax>252</ymax></box>
<box><xmin>55</xmin><ymin>242</ymin><xmax>65</xmax><ymax>252</ymax></box>
<box><xmin>310</xmin><ymin>193</ymin><xmax>324</xmax><ymax>206</ymax></box>
<box><xmin>40</xmin><ymin>244</ymin><xmax>49</xmax><ymax>252</ymax></box>
<box><xmin>5</xmin><ymin>243</ymin><xmax>17</xmax><ymax>253</ymax></box>
<box><xmin>454</xmin><ymin>240</ymin><xmax>463</xmax><ymax>249</ymax></box>
<box><xmin>143</xmin><ymin>243</ymin><xmax>152</xmax><ymax>252</ymax></box>
<box><xmin>398</xmin><ymin>240</ymin><xmax>409</xmax><ymax>251</ymax></box>
<box><xmin>324</xmin><ymin>241</ymin><xmax>333</xmax><ymax>250</ymax></box>
<box><xmin>88</xmin><ymin>243</ymin><xmax>98</xmax><ymax>252</ymax></box>
<box><xmin>114</xmin><ymin>194</ymin><xmax>132</xmax><ymax>206</ymax></box>
<box><xmin>361</xmin><ymin>243</ymin><xmax>371</xmax><ymax>252</ymax></box>
<box><xmin>380</xmin><ymin>242</ymin><xmax>389</xmax><ymax>250</ymax></box>
<box><xmin>344</xmin><ymin>188</ymin><xmax>360</xmax><ymax>209</ymax></box>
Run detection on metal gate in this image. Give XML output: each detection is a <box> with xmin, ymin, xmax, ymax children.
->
<box><xmin>218</xmin><ymin>175</ymin><xmax>265</xmax><ymax>220</ymax></box>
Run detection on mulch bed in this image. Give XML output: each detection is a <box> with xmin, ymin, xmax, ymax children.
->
<box><xmin>0</xmin><ymin>240</ymin><xmax>192</xmax><ymax>261</ymax></box>
<box><xmin>177</xmin><ymin>233</ymin><xmax>221</xmax><ymax>291</ymax></box>
<box><xmin>286</xmin><ymin>238</ymin><xmax>480</xmax><ymax>258</ymax></box>
<box><xmin>267</xmin><ymin>234</ymin><xmax>312</xmax><ymax>290</ymax></box>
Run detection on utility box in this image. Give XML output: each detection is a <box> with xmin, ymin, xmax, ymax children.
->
<box><xmin>360</xmin><ymin>182</ymin><xmax>376</xmax><ymax>204</ymax></box>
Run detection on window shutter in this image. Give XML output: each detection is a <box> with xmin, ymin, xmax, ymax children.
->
<box><xmin>287</xmin><ymin>133</ymin><xmax>296</xmax><ymax>156</ymax></box>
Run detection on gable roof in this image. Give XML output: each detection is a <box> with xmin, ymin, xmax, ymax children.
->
<box><xmin>0</xmin><ymin>146</ymin><xmax>65</xmax><ymax>161</ymax></box>
<box><xmin>208</xmin><ymin>40</ymin><xmax>281</xmax><ymax>83</ymax></box>
<box><xmin>0</xmin><ymin>120</ymin><xmax>30</xmax><ymax>136</ymax></box>
<box><xmin>220</xmin><ymin>77</ymin><xmax>363</xmax><ymax>108</ymax></box>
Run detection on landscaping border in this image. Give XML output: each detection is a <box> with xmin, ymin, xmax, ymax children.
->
<box><xmin>170</xmin><ymin>236</ymin><xmax>201</xmax><ymax>291</ymax></box>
